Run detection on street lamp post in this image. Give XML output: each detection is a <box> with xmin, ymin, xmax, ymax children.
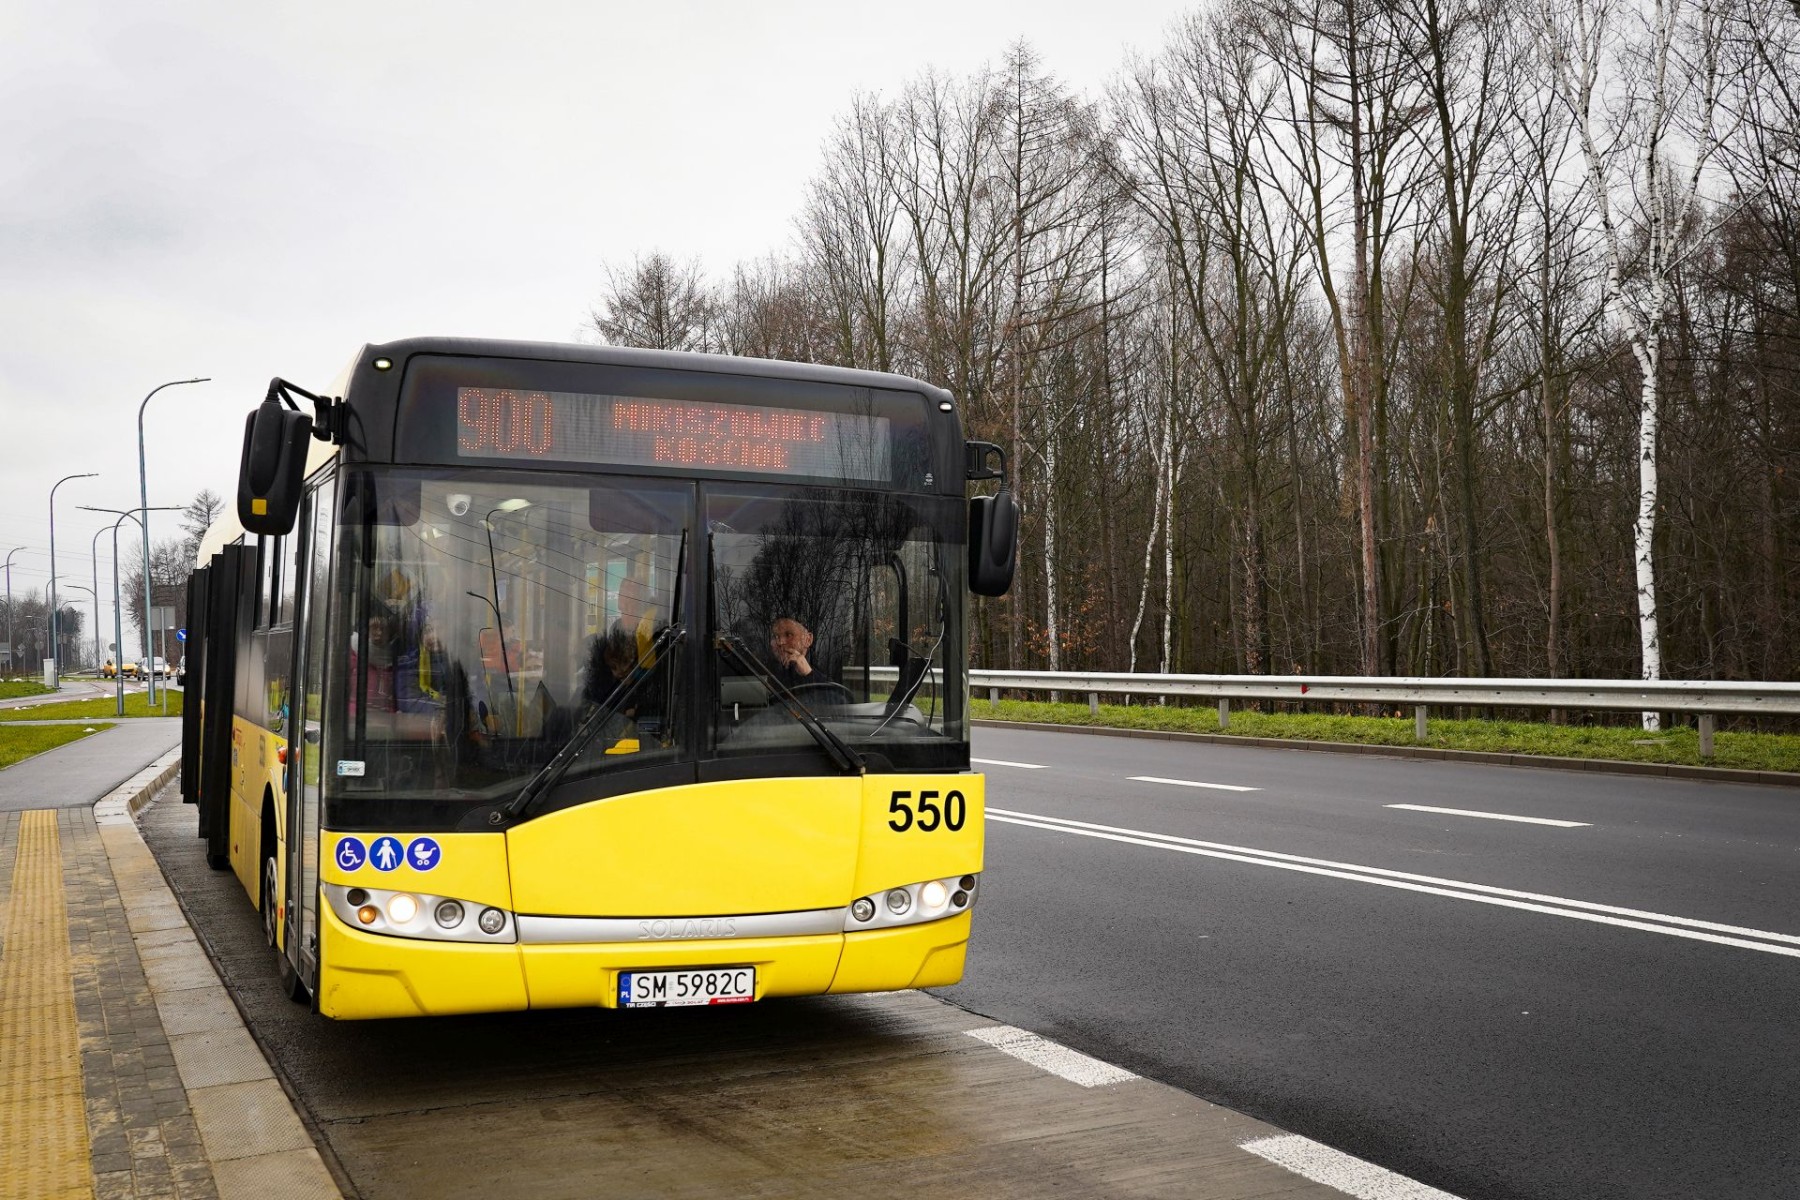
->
<box><xmin>81</xmin><ymin>505</ymin><xmax>182</xmax><ymax>716</ymax></box>
<box><xmin>89</xmin><ymin>526</ymin><xmax>109</xmax><ymax>670</ymax></box>
<box><xmin>66</xmin><ymin>584</ymin><xmax>95</xmax><ymax>672</ymax></box>
<box><xmin>49</xmin><ymin>472</ymin><xmax>99</xmax><ymax>688</ymax></box>
<box><xmin>3</xmin><ymin>546</ymin><xmax>21</xmax><ymax>678</ymax></box>
<box><xmin>138</xmin><ymin>377</ymin><xmax>209</xmax><ymax>705</ymax></box>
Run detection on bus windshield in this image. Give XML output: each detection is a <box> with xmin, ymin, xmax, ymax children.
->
<box><xmin>328</xmin><ymin>469</ymin><xmax>689</xmax><ymax>807</ymax></box>
<box><xmin>708</xmin><ymin>486</ymin><xmax>966</xmax><ymax>762</ymax></box>
<box><xmin>324</xmin><ymin>469</ymin><xmax>967</xmax><ymax>818</ymax></box>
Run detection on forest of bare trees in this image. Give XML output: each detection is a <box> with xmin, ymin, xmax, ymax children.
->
<box><xmin>589</xmin><ymin>0</ymin><xmax>1800</xmax><ymax>687</ymax></box>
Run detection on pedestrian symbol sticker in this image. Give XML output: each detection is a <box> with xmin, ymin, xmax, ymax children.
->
<box><xmin>406</xmin><ymin>837</ymin><xmax>442</xmax><ymax>871</ymax></box>
<box><xmin>370</xmin><ymin>836</ymin><xmax>404</xmax><ymax>872</ymax></box>
<box><xmin>336</xmin><ymin>837</ymin><xmax>366</xmax><ymax>871</ymax></box>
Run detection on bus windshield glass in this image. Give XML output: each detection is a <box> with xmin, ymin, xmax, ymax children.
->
<box><xmin>708</xmin><ymin>486</ymin><xmax>967</xmax><ymax>762</ymax></box>
<box><xmin>323</xmin><ymin>469</ymin><xmax>969</xmax><ymax>820</ymax></box>
<box><xmin>326</xmin><ymin>469</ymin><xmax>689</xmax><ymax>810</ymax></box>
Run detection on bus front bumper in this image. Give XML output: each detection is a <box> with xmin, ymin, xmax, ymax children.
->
<box><xmin>317</xmin><ymin>904</ymin><xmax>972</xmax><ymax>1020</ymax></box>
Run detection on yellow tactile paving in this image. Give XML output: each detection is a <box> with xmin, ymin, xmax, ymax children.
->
<box><xmin>0</xmin><ymin>811</ymin><xmax>92</xmax><ymax>1199</ymax></box>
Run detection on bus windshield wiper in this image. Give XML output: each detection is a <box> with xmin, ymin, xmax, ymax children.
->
<box><xmin>715</xmin><ymin>633</ymin><xmax>866</xmax><ymax>775</ymax></box>
<box><xmin>503</xmin><ymin>622</ymin><xmax>688</xmax><ymax>821</ymax></box>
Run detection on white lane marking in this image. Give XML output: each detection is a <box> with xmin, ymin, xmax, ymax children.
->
<box><xmin>1130</xmin><ymin>775</ymin><xmax>1260</xmax><ymax>793</ymax></box>
<box><xmin>1386</xmin><ymin>803</ymin><xmax>1590</xmax><ymax>828</ymax></box>
<box><xmin>1241</xmin><ymin>1135</ymin><xmax>1464</xmax><ymax>1200</ymax></box>
<box><xmin>965</xmin><ymin>1025</ymin><xmax>1139</xmax><ymax>1087</ymax></box>
<box><xmin>972</xmin><ymin>757</ymin><xmax>1048</xmax><ymax>769</ymax></box>
<box><xmin>988</xmin><ymin>808</ymin><xmax>1800</xmax><ymax>957</ymax></box>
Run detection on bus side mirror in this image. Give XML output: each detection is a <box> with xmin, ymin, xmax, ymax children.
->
<box><xmin>968</xmin><ymin>491</ymin><xmax>1018</xmax><ymax>597</ymax></box>
<box><xmin>237</xmin><ymin>394</ymin><xmax>313</xmax><ymax>535</ymax></box>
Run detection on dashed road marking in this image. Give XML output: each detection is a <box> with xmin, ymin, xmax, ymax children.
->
<box><xmin>1387</xmin><ymin>803</ymin><xmax>1589</xmax><ymax>828</ymax></box>
<box><xmin>972</xmin><ymin>757</ymin><xmax>1047</xmax><ymax>769</ymax></box>
<box><xmin>989</xmin><ymin>807</ymin><xmax>1800</xmax><ymax>957</ymax></box>
<box><xmin>1129</xmin><ymin>775</ymin><xmax>1260</xmax><ymax>793</ymax></box>
<box><xmin>965</xmin><ymin>1025</ymin><xmax>1138</xmax><ymax>1087</ymax></box>
<box><xmin>1241</xmin><ymin>1134</ymin><xmax>1465</xmax><ymax>1199</ymax></box>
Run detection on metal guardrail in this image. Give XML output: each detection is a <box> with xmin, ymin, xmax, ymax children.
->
<box><xmin>930</xmin><ymin>670</ymin><xmax>1800</xmax><ymax>759</ymax></box>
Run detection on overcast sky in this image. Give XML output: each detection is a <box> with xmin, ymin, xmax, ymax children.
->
<box><xmin>0</xmin><ymin>0</ymin><xmax>1182</xmax><ymax>657</ymax></box>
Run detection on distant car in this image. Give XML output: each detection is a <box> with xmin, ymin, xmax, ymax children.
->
<box><xmin>102</xmin><ymin>659</ymin><xmax>117</xmax><ymax>679</ymax></box>
<box><xmin>149</xmin><ymin>656</ymin><xmax>169</xmax><ymax>677</ymax></box>
<box><xmin>175</xmin><ymin>657</ymin><xmax>186</xmax><ymax>685</ymax></box>
<box><xmin>121</xmin><ymin>660</ymin><xmax>143</xmax><ymax>680</ymax></box>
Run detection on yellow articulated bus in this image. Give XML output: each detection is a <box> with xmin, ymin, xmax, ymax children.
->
<box><xmin>181</xmin><ymin>338</ymin><xmax>1017</xmax><ymax>1019</ymax></box>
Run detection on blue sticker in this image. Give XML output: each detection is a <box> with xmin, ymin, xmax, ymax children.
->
<box><xmin>335</xmin><ymin>837</ymin><xmax>366</xmax><ymax>871</ymax></box>
<box><xmin>406</xmin><ymin>837</ymin><xmax>442</xmax><ymax>871</ymax></box>
<box><xmin>369</xmin><ymin>836</ymin><xmax>405</xmax><ymax>872</ymax></box>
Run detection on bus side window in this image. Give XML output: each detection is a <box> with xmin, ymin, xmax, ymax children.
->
<box><xmin>266</xmin><ymin>534</ymin><xmax>286</xmax><ymax>627</ymax></box>
<box><xmin>273</xmin><ymin>533</ymin><xmax>297</xmax><ymax>627</ymax></box>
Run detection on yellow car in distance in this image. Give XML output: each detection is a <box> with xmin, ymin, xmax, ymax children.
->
<box><xmin>120</xmin><ymin>661</ymin><xmax>143</xmax><ymax>681</ymax></box>
<box><xmin>101</xmin><ymin>659</ymin><xmax>117</xmax><ymax>679</ymax></box>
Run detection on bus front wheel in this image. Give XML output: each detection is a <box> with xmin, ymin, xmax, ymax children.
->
<box><xmin>263</xmin><ymin>854</ymin><xmax>305</xmax><ymax>1003</ymax></box>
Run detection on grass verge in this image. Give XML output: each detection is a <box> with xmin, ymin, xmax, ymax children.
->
<box><xmin>0</xmin><ymin>690</ymin><xmax>183</xmax><ymax>722</ymax></box>
<box><xmin>976</xmin><ymin>699</ymin><xmax>1800</xmax><ymax>775</ymax></box>
<box><xmin>0</xmin><ymin>680</ymin><xmax>56</xmax><ymax>700</ymax></box>
<box><xmin>0</xmin><ymin>723</ymin><xmax>111</xmax><ymax>769</ymax></box>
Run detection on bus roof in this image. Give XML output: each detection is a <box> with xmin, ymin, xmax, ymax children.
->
<box><xmin>355</xmin><ymin>337</ymin><xmax>955</xmax><ymax>404</ymax></box>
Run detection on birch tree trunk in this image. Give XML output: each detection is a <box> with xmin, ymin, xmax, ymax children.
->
<box><xmin>1546</xmin><ymin>0</ymin><xmax>1727</xmax><ymax>728</ymax></box>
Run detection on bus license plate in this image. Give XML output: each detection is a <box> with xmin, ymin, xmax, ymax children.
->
<box><xmin>618</xmin><ymin>967</ymin><xmax>756</xmax><ymax>1008</ymax></box>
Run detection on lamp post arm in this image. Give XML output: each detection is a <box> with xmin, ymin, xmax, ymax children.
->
<box><xmin>138</xmin><ymin>377</ymin><xmax>208</xmax><ymax>702</ymax></box>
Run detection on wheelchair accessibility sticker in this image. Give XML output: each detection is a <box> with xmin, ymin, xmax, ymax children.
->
<box><xmin>334</xmin><ymin>835</ymin><xmax>444</xmax><ymax>873</ymax></box>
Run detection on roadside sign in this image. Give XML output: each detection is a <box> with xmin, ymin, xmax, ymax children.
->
<box><xmin>176</xmin><ymin>628</ymin><xmax>187</xmax><ymax>642</ymax></box>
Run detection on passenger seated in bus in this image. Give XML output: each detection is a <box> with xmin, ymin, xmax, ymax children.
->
<box><xmin>582</xmin><ymin>628</ymin><xmax>637</xmax><ymax>709</ymax></box>
<box><xmin>395</xmin><ymin>618</ymin><xmax>448</xmax><ymax>715</ymax></box>
<box><xmin>349</xmin><ymin>615</ymin><xmax>398</xmax><ymax>714</ymax></box>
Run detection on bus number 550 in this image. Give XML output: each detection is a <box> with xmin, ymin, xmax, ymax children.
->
<box><xmin>888</xmin><ymin>789</ymin><xmax>966</xmax><ymax>833</ymax></box>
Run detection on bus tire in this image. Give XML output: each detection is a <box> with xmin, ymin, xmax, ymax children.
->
<box><xmin>263</xmin><ymin>853</ymin><xmax>304</xmax><ymax>1002</ymax></box>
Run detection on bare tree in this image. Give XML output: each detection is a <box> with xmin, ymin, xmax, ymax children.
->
<box><xmin>590</xmin><ymin>252</ymin><xmax>716</xmax><ymax>351</ymax></box>
<box><xmin>1262</xmin><ymin>0</ymin><xmax>1429</xmax><ymax>675</ymax></box>
<box><xmin>802</xmin><ymin>96</ymin><xmax>907</xmax><ymax>371</ymax></box>
<box><xmin>1543</xmin><ymin>0</ymin><xmax>1735</xmax><ymax>725</ymax></box>
<box><xmin>180</xmin><ymin>488</ymin><xmax>223</xmax><ymax>561</ymax></box>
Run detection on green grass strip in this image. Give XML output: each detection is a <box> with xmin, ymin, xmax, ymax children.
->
<box><xmin>976</xmin><ymin>699</ymin><xmax>1800</xmax><ymax>775</ymax></box>
<box><xmin>0</xmin><ymin>690</ymin><xmax>184</xmax><ymax>722</ymax></box>
<box><xmin>0</xmin><ymin>680</ymin><xmax>57</xmax><ymax>700</ymax></box>
<box><xmin>0</xmin><ymin>723</ymin><xmax>111</xmax><ymax>769</ymax></box>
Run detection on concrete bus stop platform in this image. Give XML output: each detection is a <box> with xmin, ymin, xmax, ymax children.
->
<box><xmin>0</xmin><ymin>740</ymin><xmax>339</xmax><ymax>1200</ymax></box>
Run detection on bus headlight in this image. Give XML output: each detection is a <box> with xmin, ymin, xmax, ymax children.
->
<box><xmin>386</xmin><ymin>894</ymin><xmax>420</xmax><ymax>924</ymax></box>
<box><xmin>846</xmin><ymin>874</ymin><xmax>978</xmax><ymax>932</ymax></box>
<box><xmin>323</xmin><ymin>884</ymin><xmax>516</xmax><ymax>943</ymax></box>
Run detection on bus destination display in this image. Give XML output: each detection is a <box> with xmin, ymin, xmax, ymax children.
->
<box><xmin>456</xmin><ymin>387</ymin><xmax>892</xmax><ymax>481</ymax></box>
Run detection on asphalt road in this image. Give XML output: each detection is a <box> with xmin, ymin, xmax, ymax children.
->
<box><xmin>132</xmin><ymin>725</ymin><xmax>1800</xmax><ymax>1199</ymax></box>
<box><xmin>938</xmin><ymin>726</ymin><xmax>1800</xmax><ymax>1200</ymax></box>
